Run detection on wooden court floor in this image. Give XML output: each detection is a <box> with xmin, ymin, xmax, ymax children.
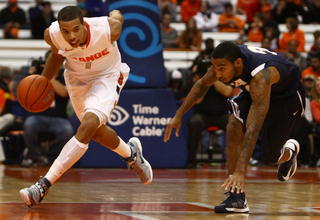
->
<box><xmin>1</xmin><ymin>164</ymin><xmax>320</xmax><ymax>220</ymax></box>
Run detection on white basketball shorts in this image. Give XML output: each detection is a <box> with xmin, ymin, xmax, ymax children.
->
<box><xmin>64</xmin><ymin>63</ymin><xmax>129</xmax><ymax>126</ymax></box>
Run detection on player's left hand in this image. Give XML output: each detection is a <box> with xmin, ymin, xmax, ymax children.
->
<box><xmin>221</xmin><ymin>172</ymin><xmax>245</xmax><ymax>194</ymax></box>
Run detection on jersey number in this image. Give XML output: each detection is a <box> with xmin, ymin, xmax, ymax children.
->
<box><xmin>118</xmin><ymin>72</ymin><xmax>124</xmax><ymax>86</ymax></box>
<box><xmin>247</xmin><ymin>46</ymin><xmax>277</xmax><ymax>55</ymax></box>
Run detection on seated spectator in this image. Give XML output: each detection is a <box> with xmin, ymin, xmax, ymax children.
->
<box><xmin>307</xmin><ymin>0</ymin><xmax>320</xmax><ymax>24</ymax></box>
<box><xmin>281</xmin><ymin>39</ymin><xmax>307</xmax><ymax>70</ymax></box>
<box><xmin>180</xmin><ymin>0</ymin><xmax>201</xmax><ymax>23</ymax></box>
<box><xmin>260</xmin><ymin>3</ymin><xmax>279</xmax><ymax>37</ymax></box>
<box><xmin>264</xmin><ymin>27</ymin><xmax>279</xmax><ymax>51</ymax></box>
<box><xmin>272</xmin><ymin>0</ymin><xmax>308</xmax><ymax>24</ymax></box>
<box><xmin>30</xmin><ymin>1</ymin><xmax>56</xmax><ymax>39</ymax></box>
<box><xmin>207</xmin><ymin>0</ymin><xmax>231</xmax><ymax>14</ymax></box>
<box><xmin>0</xmin><ymin>0</ymin><xmax>27</xmax><ymax>39</ymax></box>
<box><xmin>310</xmin><ymin>76</ymin><xmax>320</xmax><ymax>166</ymax></box>
<box><xmin>218</xmin><ymin>3</ymin><xmax>246</xmax><ymax>32</ymax></box>
<box><xmin>160</xmin><ymin>13</ymin><xmax>179</xmax><ymax>48</ymax></box>
<box><xmin>310</xmin><ymin>31</ymin><xmax>320</xmax><ymax>52</ymax></box>
<box><xmin>261</xmin><ymin>37</ymin><xmax>273</xmax><ymax>50</ymax></box>
<box><xmin>0</xmin><ymin>66</ymin><xmax>24</xmax><ymax>164</ymax></box>
<box><xmin>28</xmin><ymin>0</ymin><xmax>43</xmax><ymax>24</ymax></box>
<box><xmin>0</xmin><ymin>66</ymin><xmax>23</xmax><ymax>136</ymax></box>
<box><xmin>167</xmin><ymin>70</ymin><xmax>186</xmax><ymax>100</ymax></box>
<box><xmin>186</xmin><ymin>60</ymin><xmax>233</xmax><ymax>168</ymax></box>
<box><xmin>278</xmin><ymin>17</ymin><xmax>305</xmax><ymax>52</ymax></box>
<box><xmin>21</xmin><ymin>51</ymin><xmax>74</xmax><ymax>167</ymax></box>
<box><xmin>179</xmin><ymin>17</ymin><xmax>202</xmax><ymax>51</ymax></box>
<box><xmin>236</xmin><ymin>0</ymin><xmax>260</xmax><ymax>23</ymax></box>
<box><xmin>190</xmin><ymin>38</ymin><xmax>215</xmax><ymax>72</ymax></box>
<box><xmin>193</xmin><ymin>1</ymin><xmax>219</xmax><ymax>32</ymax></box>
<box><xmin>158</xmin><ymin>0</ymin><xmax>177</xmax><ymax>22</ymax></box>
<box><xmin>247</xmin><ymin>13</ymin><xmax>264</xmax><ymax>42</ymax></box>
<box><xmin>302</xmin><ymin>53</ymin><xmax>320</xmax><ymax>79</ymax></box>
<box><xmin>235</xmin><ymin>38</ymin><xmax>244</xmax><ymax>45</ymax></box>
<box><xmin>85</xmin><ymin>0</ymin><xmax>104</xmax><ymax>17</ymax></box>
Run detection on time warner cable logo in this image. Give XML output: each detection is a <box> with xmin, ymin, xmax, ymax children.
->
<box><xmin>109</xmin><ymin>104</ymin><xmax>171</xmax><ymax>137</ymax></box>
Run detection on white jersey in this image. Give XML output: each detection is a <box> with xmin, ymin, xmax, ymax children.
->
<box><xmin>49</xmin><ymin>17</ymin><xmax>125</xmax><ymax>83</ymax></box>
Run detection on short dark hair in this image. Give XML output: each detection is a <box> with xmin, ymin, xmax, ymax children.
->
<box><xmin>0</xmin><ymin>66</ymin><xmax>12</xmax><ymax>80</ymax></box>
<box><xmin>58</xmin><ymin>6</ymin><xmax>83</xmax><ymax>24</ymax></box>
<box><xmin>212</xmin><ymin>41</ymin><xmax>242</xmax><ymax>63</ymax></box>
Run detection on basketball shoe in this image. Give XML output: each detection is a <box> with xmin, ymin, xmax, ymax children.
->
<box><xmin>214</xmin><ymin>188</ymin><xmax>249</xmax><ymax>213</ymax></box>
<box><xmin>124</xmin><ymin>137</ymin><xmax>153</xmax><ymax>185</ymax></box>
<box><xmin>20</xmin><ymin>177</ymin><xmax>50</xmax><ymax>207</ymax></box>
<box><xmin>277</xmin><ymin>139</ymin><xmax>300</xmax><ymax>182</ymax></box>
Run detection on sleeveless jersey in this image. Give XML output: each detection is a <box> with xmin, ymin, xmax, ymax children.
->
<box><xmin>230</xmin><ymin>45</ymin><xmax>302</xmax><ymax>98</ymax></box>
<box><xmin>49</xmin><ymin>17</ymin><xmax>122</xmax><ymax>83</ymax></box>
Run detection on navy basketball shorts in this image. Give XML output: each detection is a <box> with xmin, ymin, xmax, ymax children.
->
<box><xmin>228</xmin><ymin>88</ymin><xmax>305</xmax><ymax>165</ymax></box>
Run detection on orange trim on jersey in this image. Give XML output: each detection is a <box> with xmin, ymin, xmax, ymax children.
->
<box><xmin>84</xmin><ymin>21</ymin><xmax>91</xmax><ymax>48</ymax></box>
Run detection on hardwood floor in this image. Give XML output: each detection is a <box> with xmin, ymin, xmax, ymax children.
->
<box><xmin>1</xmin><ymin>164</ymin><xmax>320</xmax><ymax>220</ymax></box>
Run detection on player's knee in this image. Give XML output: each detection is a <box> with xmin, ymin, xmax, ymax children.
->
<box><xmin>77</xmin><ymin>115</ymin><xmax>100</xmax><ymax>138</ymax></box>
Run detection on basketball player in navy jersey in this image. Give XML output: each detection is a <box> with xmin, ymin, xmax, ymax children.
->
<box><xmin>164</xmin><ymin>41</ymin><xmax>305</xmax><ymax>213</ymax></box>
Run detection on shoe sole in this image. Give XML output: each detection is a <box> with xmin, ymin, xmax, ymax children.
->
<box><xmin>215</xmin><ymin>207</ymin><xmax>250</xmax><ymax>213</ymax></box>
<box><xmin>278</xmin><ymin>139</ymin><xmax>300</xmax><ymax>181</ymax></box>
<box><xmin>129</xmin><ymin>137</ymin><xmax>153</xmax><ymax>185</ymax></box>
<box><xmin>19</xmin><ymin>189</ymin><xmax>32</xmax><ymax>207</ymax></box>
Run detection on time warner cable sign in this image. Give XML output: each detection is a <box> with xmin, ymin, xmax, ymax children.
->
<box><xmin>106</xmin><ymin>89</ymin><xmax>188</xmax><ymax>168</ymax></box>
<box><xmin>109</xmin><ymin>104</ymin><xmax>170</xmax><ymax>137</ymax></box>
<box><xmin>106</xmin><ymin>0</ymin><xmax>167</xmax><ymax>88</ymax></box>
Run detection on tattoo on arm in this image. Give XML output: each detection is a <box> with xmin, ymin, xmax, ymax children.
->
<box><xmin>259</xmin><ymin>68</ymin><xmax>271</xmax><ymax>85</ymax></box>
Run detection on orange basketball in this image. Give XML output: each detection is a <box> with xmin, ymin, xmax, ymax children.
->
<box><xmin>17</xmin><ymin>75</ymin><xmax>55</xmax><ymax>113</ymax></box>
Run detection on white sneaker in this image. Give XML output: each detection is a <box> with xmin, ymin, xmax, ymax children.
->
<box><xmin>277</xmin><ymin>139</ymin><xmax>300</xmax><ymax>182</ymax></box>
<box><xmin>124</xmin><ymin>137</ymin><xmax>153</xmax><ymax>185</ymax></box>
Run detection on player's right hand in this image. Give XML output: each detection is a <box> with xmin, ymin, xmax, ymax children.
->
<box><xmin>163</xmin><ymin>115</ymin><xmax>182</xmax><ymax>142</ymax></box>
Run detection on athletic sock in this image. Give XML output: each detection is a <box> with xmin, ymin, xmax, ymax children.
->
<box><xmin>44</xmin><ymin>136</ymin><xmax>88</xmax><ymax>184</ymax></box>
<box><xmin>112</xmin><ymin>137</ymin><xmax>131</xmax><ymax>158</ymax></box>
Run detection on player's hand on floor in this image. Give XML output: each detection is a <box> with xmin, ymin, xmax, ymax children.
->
<box><xmin>221</xmin><ymin>172</ymin><xmax>245</xmax><ymax>194</ymax></box>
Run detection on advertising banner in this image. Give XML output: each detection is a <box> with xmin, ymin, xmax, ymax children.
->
<box><xmin>106</xmin><ymin>0</ymin><xmax>167</xmax><ymax>88</ymax></box>
<box><xmin>76</xmin><ymin>89</ymin><xmax>188</xmax><ymax>168</ymax></box>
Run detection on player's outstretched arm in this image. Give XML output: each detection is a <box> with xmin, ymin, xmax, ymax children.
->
<box><xmin>164</xmin><ymin>65</ymin><xmax>217</xmax><ymax>142</ymax></box>
<box><xmin>41</xmin><ymin>28</ymin><xmax>66</xmax><ymax>81</ymax></box>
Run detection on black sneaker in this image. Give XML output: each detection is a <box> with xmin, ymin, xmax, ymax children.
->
<box><xmin>277</xmin><ymin>139</ymin><xmax>300</xmax><ymax>182</ymax></box>
<box><xmin>214</xmin><ymin>189</ymin><xmax>249</xmax><ymax>213</ymax></box>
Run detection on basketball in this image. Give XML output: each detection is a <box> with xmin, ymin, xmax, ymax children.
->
<box><xmin>17</xmin><ymin>75</ymin><xmax>55</xmax><ymax>113</ymax></box>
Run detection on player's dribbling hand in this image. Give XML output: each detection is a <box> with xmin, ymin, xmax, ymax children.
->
<box><xmin>163</xmin><ymin>116</ymin><xmax>182</xmax><ymax>142</ymax></box>
<box><xmin>221</xmin><ymin>172</ymin><xmax>245</xmax><ymax>194</ymax></box>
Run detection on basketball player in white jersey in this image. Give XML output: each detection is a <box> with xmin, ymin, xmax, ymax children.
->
<box><xmin>19</xmin><ymin>6</ymin><xmax>153</xmax><ymax>207</ymax></box>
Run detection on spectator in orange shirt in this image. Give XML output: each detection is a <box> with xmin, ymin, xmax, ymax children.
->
<box><xmin>218</xmin><ymin>3</ymin><xmax>246</xmax><ymax>32</ymax></box>
<box><xmin>179</xmin><ymin>17</ymin><xmax>202</xmax><ymax>51</ymax></box>
<box><xmin>302</xmin><ymin>53</ymin><xmax>320</xmax><ymax>79</ymax></box>
<box><xmin>278</xmin><ymin>17</ymin><xmax>305</xmax><ymax>52</ymax></box>
<box><xmin>236</xmin><ymin>0</ymin><xmax>260</xmax><ymax>23</ymax></box>
<box><xmin>247</xmin><ymin>13</ymin><xmax>264</xmax><ymax>42</ymax></box>
<box><xmin>180</xmin><ymin>0</ymin><xmax>201</xmax><ymax>23</ymax></box>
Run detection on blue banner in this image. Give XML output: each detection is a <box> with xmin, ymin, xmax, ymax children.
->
<box><xmin>75</xmin><ymin>89</ymin><xmax>188</xmax><ymax>168</ymax></box>
<box><xmin>106</xmin><ymin>0</ymin><xmax>167</xmax><ymax>88</ymax></box>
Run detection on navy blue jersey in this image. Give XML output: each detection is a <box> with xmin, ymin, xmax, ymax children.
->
<box><xmin>230</xmin><ymin>45</ymin><xmax>302</xmax><ymax>98</ymax></box>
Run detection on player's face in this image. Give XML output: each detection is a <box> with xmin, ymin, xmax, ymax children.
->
<box><xmin>59</xmin><ymin>18</ymin><xmax>87</xmax><ymax>48</ymax></box>
<box><xmin>212</xmin><ymin>58</ymin><xmax>239</xmax><ymax>83</ymax></box>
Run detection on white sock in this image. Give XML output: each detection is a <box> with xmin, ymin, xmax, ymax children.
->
<box><xmin>45</xmin><ymin>136</ymin><xmax>88</xmax><ymax>184</ymax></box>
<box><xmin>112</xmin><ymin>137</ymin><xmax>131</xmax><ymax>158</ymax></box>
